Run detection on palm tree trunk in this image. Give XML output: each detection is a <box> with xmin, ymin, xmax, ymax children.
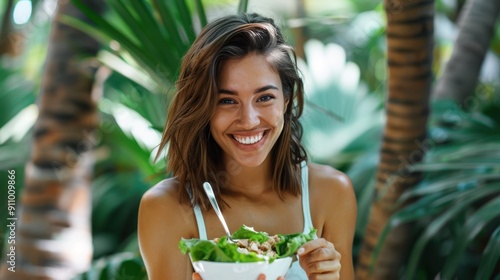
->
<box><xmin>433</xmin><ymin>0</ymin><xmax>500</xmax><ymax>104</ymax></box>
<box><xmin>356</xmin><ymin>0</ymin><xmax>434</xmax><ymax>279</ymax></box>
<box><xmin>0</xmin><ymin>0</ymin><xmax>103</xmax><ymax>279</ymax></box>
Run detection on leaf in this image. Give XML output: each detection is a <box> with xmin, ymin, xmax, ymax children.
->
<box><xmin>373</xmin><ymin>190</ymin><xmax>458</xmax><ymax>265</ymax></box>
<box><xmin>238</xmin><ymin>0</ymin><xmax>249</xmax><ymax>13</ymax></box>
<box><xmin>98</xmin><ymin>50</ymin><xmax>158</xmax><ymax>93</ymax></box>
<box><xmin>152</xmin><ymin>0</ymin><xmax>190</xmax><ymax>56</ymax></box>
<box><xmin>275</xmin><ymin>227</ymin><xmax>317</xmax><ymax>257</ymax></box>
<box><xmin>0</xmin><ymin>134</ymin><xmax>32</xmax><ymax>170</ymax></box>
<box><xmin>404</xmin><ymin>184</ymin><xmax>500</xmax><ymax>277</ymax></box>
<box><xmin>74</xmin><ymin>252</ymin><xmax>147</xmax><ymax>280</ymax></box>
<box><xmin>408</xmin><ymin>162</ymin><xmax>500</xmax><ymax>173</ymax></box>
<box><xmin>69</xmin><ymin>0</ymin><xmax>173</xmax><ymax>83</ymax></box>
<box><xmin>475</xmin><ymin>226</ymin><xmax>500</xmax><ymax>280</ymax></box>
<box><xmin>0</xmin><ymin>69</ymin><xmax>35</xmax><ymax>128</ymax></box>
<box><xmin>174</xmin><ymin>0</ymin><xmax>196</xmax><ymax>43</ymax></box>
<box><xmin>354</xmin><ymin>177</ymin><xmax>376</xmax><ymax>237</ymax></box>
<box><xmin>442</xmin><ymin>196</ymin><xmax>500</xmax><ymax>278</ymax></box>
<box><xmin>194</xmin><ymin>0</ymin><xmax>207</xmax><ymax>27</ymax></box>
<box><xmin>399</xmin><ymin>173</ymin><xmax>500</xmax><ymax>201</ymax></box>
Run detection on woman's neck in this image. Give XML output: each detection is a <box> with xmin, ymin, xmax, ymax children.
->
<box><xmin>220</xmin><ymin>157</ymin><xmax>274</xmax><ymax>200</ymax></box>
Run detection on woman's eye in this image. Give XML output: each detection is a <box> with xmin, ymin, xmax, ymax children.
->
<box><xmin>258</xmin><ymin>95</ymin><xmax>274</xmax><ymax>102</ymax></box>
<box><xmin>218</xmin><ymin>98</ymin><xmax>236</xmax><ymax>105</ymax></box>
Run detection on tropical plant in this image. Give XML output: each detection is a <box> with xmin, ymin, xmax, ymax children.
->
<box><xmin>298</xmin><ymin>38</ymin><xmax>384</xmax><ymax>168</ymax></box>
<box><xmin>67</xmin><ymin>0</ymin><xmax>223</xmax><ymax>92</ymax></box>
<box><xmin>375</xmin><ymin>100</ymin><xmax>500</xmax><ymax>279</ymax></box>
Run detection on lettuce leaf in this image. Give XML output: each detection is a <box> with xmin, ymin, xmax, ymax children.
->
<box><xmin>179</xmin><ymin>225</ymin><xmax>317</xmax><ymax>263</ymax></box>
<box><xmin>232</xmin><ymin>225</ymin><xmax>270</xmax><ymax>243</ymax></box>
<box><xmin>275</xmin><ymin>227</ymin><xmax>317</xmax><ymax>257</ymax></box>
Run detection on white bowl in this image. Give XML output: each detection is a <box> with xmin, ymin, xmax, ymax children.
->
<box><xmin>191</xmin><ymin>257</ymin><xmax>293</xmax><ymax>280</ymax></box>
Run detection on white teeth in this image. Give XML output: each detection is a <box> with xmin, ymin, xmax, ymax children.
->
<box><xmin>233</xmin><ymin>132</ymin><xmax>264</xmax><ymax>145</ymax></box>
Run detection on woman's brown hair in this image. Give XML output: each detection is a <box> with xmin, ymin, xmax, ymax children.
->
<box><xmin>156</xmin><ymin>13</ymin><xmax>307</xmax><ymax>209</ymax></box>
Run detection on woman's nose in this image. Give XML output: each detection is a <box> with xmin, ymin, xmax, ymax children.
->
<box><xmin>238</xmin><ymin>104</ymin><xmax>260</xmax><ymax>129</ymax></box>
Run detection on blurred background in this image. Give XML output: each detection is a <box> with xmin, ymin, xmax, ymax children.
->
<box><xmin>0</xmin><ymin>0</ymin><xmax>499</xmax><ymax>279</ymax></box>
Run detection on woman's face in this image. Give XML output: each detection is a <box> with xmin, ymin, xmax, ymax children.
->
<box><xmin>210</xmin><ymin>53</ymin><xmax>288</xmax><ymax>168</ymax></box>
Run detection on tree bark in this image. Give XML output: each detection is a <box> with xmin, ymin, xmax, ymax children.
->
<box><xmin>0</xmin><ymin>0</ymin><xmax>103</xmax><ymax>279</ymax></box>
<box><xmin>433</xmin><ymin>0</ymin><xmax>500</xmax><ymax>104</ymax></box>
<box><xmin>356</xmin><ymin>0</ymin><xmax>434</xmax><ymax>279</ymax></box>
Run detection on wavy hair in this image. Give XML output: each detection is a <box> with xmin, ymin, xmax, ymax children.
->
<box><xmin>156</xmin><ymin>13</ymin><xmax>307</xmax><ymax>209</ymax></box>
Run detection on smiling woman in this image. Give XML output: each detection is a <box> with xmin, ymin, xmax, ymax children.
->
<box><xmin>138</xmin><ymin>13</ymin><xmax>357</xmax><ymax>280</ymax></box>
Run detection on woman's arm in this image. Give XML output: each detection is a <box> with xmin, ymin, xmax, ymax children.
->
<box><xmin>300</xmin><ymin>164</ymin><xmax>357</xmax><ymax>279</ymax></box>
<box><xmin>138</xmin><ymin>180</ymin><xmax>195</xmax><ymax>280</ymax></box>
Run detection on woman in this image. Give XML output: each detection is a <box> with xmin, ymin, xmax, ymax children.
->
<box><xmin>138</xmin><ymin>13</ymin><xmax>357</xmax><ymax>280</ymax></box>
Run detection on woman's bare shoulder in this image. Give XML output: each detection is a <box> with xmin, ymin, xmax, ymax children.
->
<box><xmin>307</xmin><ymin>162</ymin><xmax>354</xmax><ymax>195</ymax></box>
<box><xmin>142</xmin><ymin>177</ymin><xmax>179</xmax><ymax>200</ymax></box>
<box><xmin>139</xmin><ymin>178</ymin><xmax>195</xmax><ymax>235</ymax></box>
<box><xmin>139</xmin><ymin>178</ymin><xmax>196</xmax><ymax>279</ymax></box>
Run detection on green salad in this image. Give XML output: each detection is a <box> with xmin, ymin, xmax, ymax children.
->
<box><xmin>179</xmin><ymin>225</ymin><xmax>317</xmax><ymax>263</ymax></box>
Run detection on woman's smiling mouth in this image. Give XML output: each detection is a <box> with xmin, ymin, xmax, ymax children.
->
<box><xmin>231</xmin><ymin>131</ymin><xmax>265</xmax><ymax>145</ymax></box>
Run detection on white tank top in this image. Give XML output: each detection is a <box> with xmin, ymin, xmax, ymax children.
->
<box><xmin>191</xmin><ymin>162</ymin><xmax>312</xmax><ymax>279</ymax></box>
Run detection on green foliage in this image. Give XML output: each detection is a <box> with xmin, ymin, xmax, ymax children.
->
<box><xmin>0</xmin><ymin>68</ymin><xmax>35</xmax><ymax>128</ymax></box>
<box><xmin>67</xmin><ymin>0</ymin><xmax>208</xmax><ymax>93</ymax></box>
<box><xmin>0</xmin><ymin>67</ymin><xmax>35</xmax><ymax>171</ymax></box>
<box><xmin>299</xmin><ymin>38</ymin><xmax>384</xmax><ymax>167</ymax></box>
<box><xmin>73</xmin><ymin>252</ymin><xmax>147</xmax><ymax>280</ymax></box>
<box><xmin>373</xmin><ymin>100</ymin><xmax>500</xmax><ymax>279</ymax></box>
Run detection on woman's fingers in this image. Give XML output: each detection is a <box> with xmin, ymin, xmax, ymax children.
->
<box><xmin>192</xmin><ymin>272</ymin><xmax>202</xmax><ymax>280</ymax></box>
<box><xmin>298</xmin><ymin>238</ymin><xmax>341</xmax><ymax>279</ymax></box>
<box><xmin>298</xmin><ymin>238</ymin><xmax>334</xmax><ymax>256</ymax></box>
<box><xmin>304</xmin><ymin>259</ymin><xmax>341</xmax><ymax>274</ymax></box>
<box><xmin>257</xmin><ymin>273</ymin><xmax>285</xmax><ymax>280</ymax></box>
<box><xmin>299</xmin><ymin>239</ymin><xmax>340</xmax><ymax>263</ymax></box>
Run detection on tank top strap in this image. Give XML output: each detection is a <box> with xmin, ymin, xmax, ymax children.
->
<box><xmin>186</xmin><ymin>187</ymin><xmax>208</xmax><ymax>240</ymax></box>
<box><xmin>301</xmin><ymin>161</ymin><xmax>314</xmax><ymax>234</ymax></box>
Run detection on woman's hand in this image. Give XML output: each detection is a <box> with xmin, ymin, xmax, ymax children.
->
<box><xmin>257</xmin><ymin>275</ymin><xmax>285</xmax><ymax>280</ymax></box>
<box><xmin>297</xmin><ymin>238</ymin><xmax>341</xmax><ymax>280</ymax></box>
<box><xmin>192</xmin><ymin>272</ymin><xmax>285</xmax><ymax>280</ymax></box>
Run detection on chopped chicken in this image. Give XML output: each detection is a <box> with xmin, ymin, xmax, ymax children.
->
<box><xmin>221</xmin><ymin>236</ymin><xmax>282</xmax><ymax>257</ymax></box>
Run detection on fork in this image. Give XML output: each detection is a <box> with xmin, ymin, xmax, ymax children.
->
<box><xmin>202</xmin><ymin>182</ymin><xmax>236</xmax><ymax>243</ymax></box>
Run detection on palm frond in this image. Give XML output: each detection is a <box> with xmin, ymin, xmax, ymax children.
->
<box><xmin>373</xmin><ymin>99</ymin><xmax>500</xmax><ymax>278</ymax></box>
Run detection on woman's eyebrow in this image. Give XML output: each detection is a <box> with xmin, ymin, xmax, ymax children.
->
<box><xmin>254</xmin><ymin>85</ymin><xmax>279</xmax><ymax>93</ymax></box>
<box><xmin>218</xmin><ymin>85</ymin><xmax>279</xmax><ymax>95</ymax></box>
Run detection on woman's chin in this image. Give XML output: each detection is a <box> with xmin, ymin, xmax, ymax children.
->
<box><xmin>226</xmin><ymin>155</ymin><xmax>268</xmax><ymax>169</ymax></box>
